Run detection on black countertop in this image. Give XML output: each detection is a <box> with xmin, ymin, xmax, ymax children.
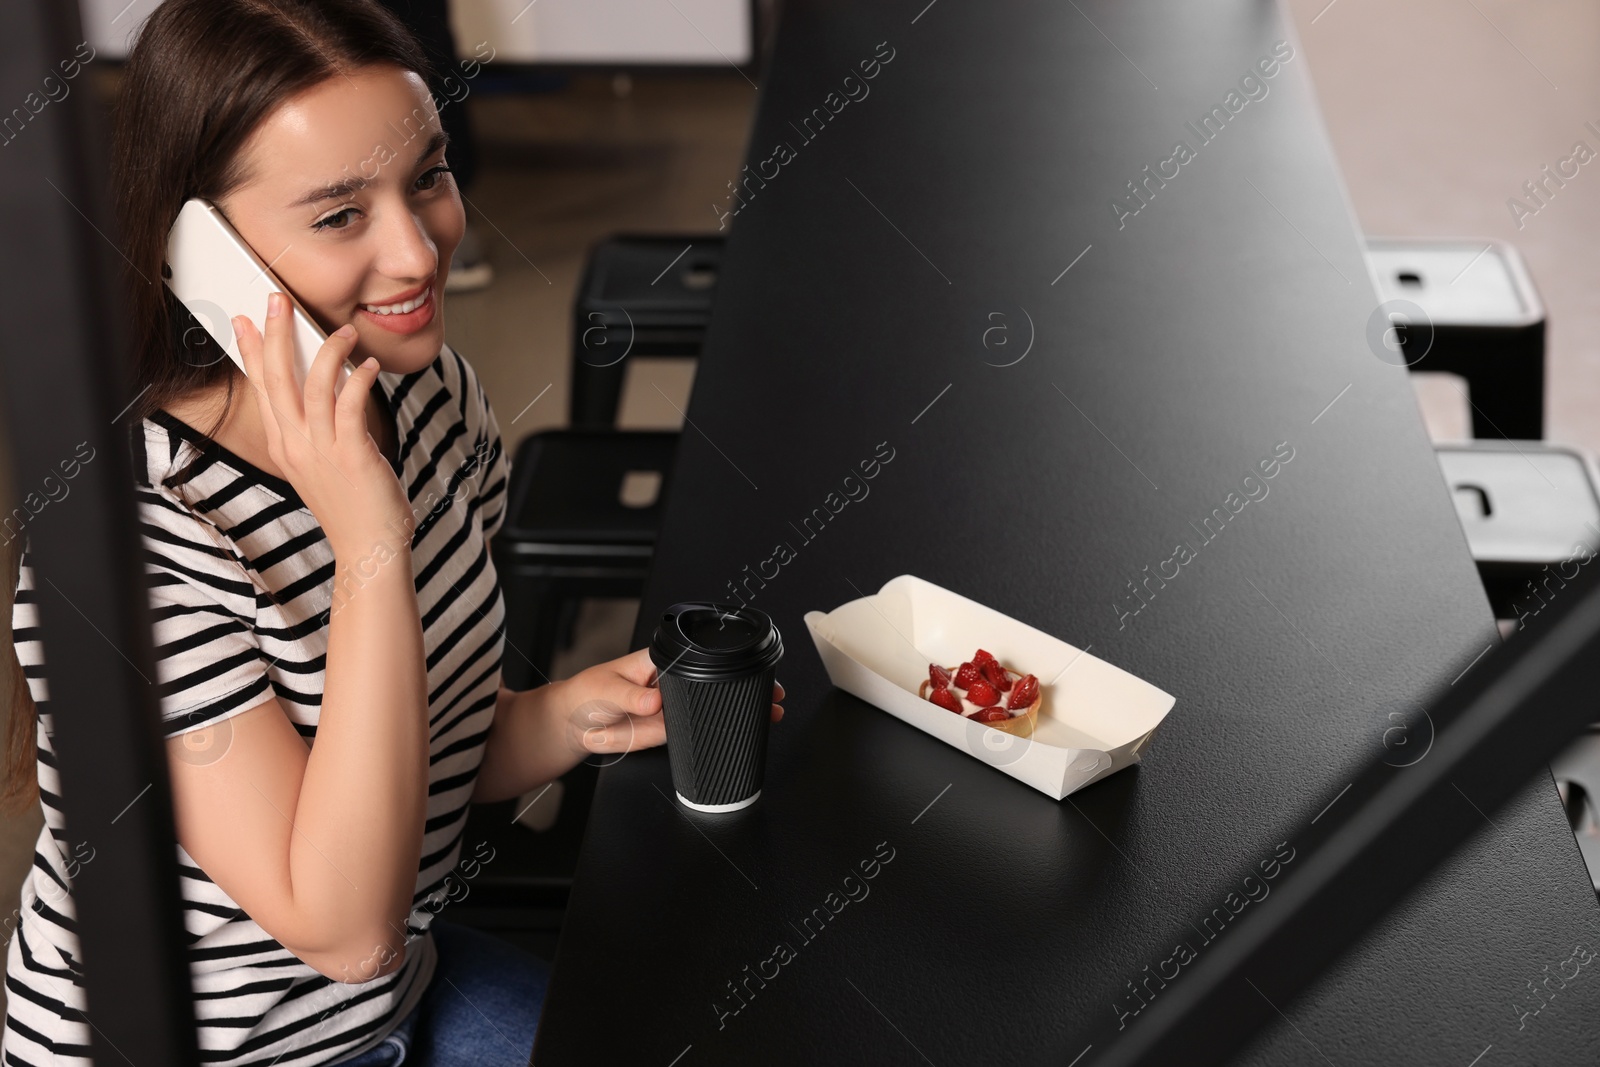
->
<box><xmin>531</xmin><ymin>1</ymin><xmax>1600</xmax><ymax>1063</ymax></box>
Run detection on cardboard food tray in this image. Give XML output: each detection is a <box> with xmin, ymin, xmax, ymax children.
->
<box><xmin>803</xmin><ymin>575</ymin><xmax>1175</xmax><ymax>799</ymax></box>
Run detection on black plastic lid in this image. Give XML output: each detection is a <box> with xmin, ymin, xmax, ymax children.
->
<box><xmin>648</xmin><ymin>602</ymin><xmax>783</xmax><ymax>682</ymax></box>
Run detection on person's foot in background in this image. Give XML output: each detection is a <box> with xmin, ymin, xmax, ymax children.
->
<box><xmin>446</xmin><ymin>223</ymin><xmax>494</xmax><ymax>292</ymax></box>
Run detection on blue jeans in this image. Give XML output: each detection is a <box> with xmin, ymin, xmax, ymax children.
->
<box><xmin>331</xmin><ymin>920</ymin><xmax>549</xmax><ymax>1066</ymax></box>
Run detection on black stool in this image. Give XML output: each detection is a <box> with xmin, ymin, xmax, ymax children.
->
<box><xmin>1367</xmin><ymin>237</ymin><xmax>1546</xmax><ymax>440</ymax></box>
<box><xmin>1552</xmin><ymin>732</ymin><xmax>1600</xmax><ymax>897</ymax></box>
<box><xmin>447</xmin><ymin>761</ymin><xmax>600</xmax><ymax>960</ymax></box>
<box><xmin>1435</xmin><ymin>441</ymin><xmax>1600</xmax><ymax>623</ymax></box>
<box><xmin>1435</xmin><ymin>442</ymin><xmax>1600</xmax><ymax>898</ymax></box>
<box><xmin>455</xmin><ymin>431</ymin><xmax>676</xmax><ymax>949</ymax></box>
<box><xmin>570</xmin><ymin>234</ymin><xmax>723</xmax><ymax>429</ymax></box>
<box><xmin>492</xmin><ymin>429</ymin><xmax>679</xmax><ymax>691</ymax></box>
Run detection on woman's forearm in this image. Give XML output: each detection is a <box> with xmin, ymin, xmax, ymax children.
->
<box><xmin>470</xmin><ymin>647</ymin><xmax>673</xmax><ymax>806</ymax></box>
<box><xmin>470</xmin><ymin>682</ymin><xmax>585</xmax><ymax>806</ymax></box>
<box><xmin>291</xmin><ymin>545</ymin><xmax>430</xmax><ymax>976</ymax></box>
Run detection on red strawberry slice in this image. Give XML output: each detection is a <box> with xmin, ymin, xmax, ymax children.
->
<box><xmin>1006</xmin><ymin>673</ymin><xmax>1039</xmax><ymax>711</ymax></box>
<box><xmin>929</xmin><ymin>663</ymin><xmax>952</xmax><ymax>689</ymax></box>
<box><xmin>972</xmin><ymin>648</ymin><xmax>999</xmax><ymax>672</ymax></box>
<box><xmin>953</xmin><ymin>661</ymin><xmax>982</xmax><ymax>689</ymax></box>
<box><xmin>975</xmin><ymin>707</ymin><xmax>1011</xmax><ymax>724</ymax></box>
<box><xmin>965</xmin><ymin>677</ymin><xmax>1000</xmax><ymax>707</ymax></box>
<box><xmin>928</xmin><ymin>686</ymin><xmax>963</xmax><ymax>714</ymax></box>
<box><xmin>979</xmin><ymin>659</ymin><xmax>1013</xmax><ymax>692</ymax></box>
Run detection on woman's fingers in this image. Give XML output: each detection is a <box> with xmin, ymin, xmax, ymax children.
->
<box><xmin>334</xmin><ymin>353</ymin><xmax>382</xmax><ymax>446</ymax></box>
<box><xmin>618</xmin><ymin>674</ymin><xmax>663</xmax><ymax>716</ymax></box>
<box><xmin>575</xmin><ymin>660</ymin><xmax>786</xmax><ymax>751</ymax></box>
<box><xmin>585</xmin><ymin>713</ymin><xmax>666</xmax><ymax>754</ymax></box>
<box><xmin>584</xmin><ymin>656</ymin><xmax>661</xmax><ymax>717</ymax></box>
<box><xmin>581</xmin><ymin>654</ymin><xmax>783</xmax><ymax>747</ymax></box>
<box><xmin>304</xmin><ymin>323</ymin><xmax>360</xmax><ymax>448</ymax></box>
<box><xmin>573</xmin><ymin>695</ymin><xmax>663</xmax><ymax>753</ymax></box>
<box><xmin>224</xmin><ymin>298</ymin><xmax>414</xmax><ymax>559</ymax></box>
<box><xmin>233</xmin><ymin>315</ymin><xmax>284</xmax><ymax>459</ymax></box>
<box><xmin>615</xmin><ymin>646</ymin><xmax>660</xmax><ymax>689</ymax></box>
<box><xmin>258</xmin><ymin>292</ymin><xmax>304</xmax><ymax>426</ymax></box>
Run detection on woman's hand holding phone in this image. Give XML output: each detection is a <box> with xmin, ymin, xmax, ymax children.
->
<box><xmin>233</xmin><ymin>292</ymin><xmax>412</xmax><ymax>560</ymax></box>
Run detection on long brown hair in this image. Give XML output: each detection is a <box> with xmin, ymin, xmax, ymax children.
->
<box><xmin>3</xmin><ymin>0</ymin><xmax>434</xmax><ymax>816</ymax></box>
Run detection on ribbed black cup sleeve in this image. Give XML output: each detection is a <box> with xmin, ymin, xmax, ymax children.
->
<box><xmin>658</xmin><ymin>667</ymin><xmax>776</xmax><ymax>807</ymax></box>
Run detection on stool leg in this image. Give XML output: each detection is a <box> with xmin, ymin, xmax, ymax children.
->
<box><xmin>501</xmin><ymin>575</ymin><xmax>562</xmax><ymax>690</ymax></box>
<box><xmin>1465</xmin><ymin>357</ymin><xmax>1543</xmax><ymax>440</ymax></box>
<box><xmin>571</xmin><ymin>359</ymin><xmax>626</xmax><ymax>430</ymax></box>
<box><xmin>1419</xmin><ymin>324</ymin><xmax>1544</xmax><ymax>441</ymax></box>
<box><xmin>523</xmin><ymin>587</ymin><xmax>563</xmax><ymax>688</ymax></box>
<box><xmin>555</xmin><ymin>597</ymin><xmax>582</xmax><ymax>652</ymax></box>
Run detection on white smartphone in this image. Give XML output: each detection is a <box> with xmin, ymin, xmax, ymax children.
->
<box><xmin>163</xmin><ymin>198</ymin><xmax>352</xmax><ymax>396</ymax></box>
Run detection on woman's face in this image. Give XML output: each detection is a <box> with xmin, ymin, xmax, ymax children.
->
<box><xmin>215</xmin><ymin>63</ymin><xmax>462</xmax><ymax>376</ymax></box>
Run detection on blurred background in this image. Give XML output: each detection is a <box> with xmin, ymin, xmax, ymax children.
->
<box><xmin>4</xmin><ymin>0</ymin><xmax>1599</xmax><ymax>1015</ymax></box>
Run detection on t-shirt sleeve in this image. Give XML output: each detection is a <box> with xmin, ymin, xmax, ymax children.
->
<box><xmin>12</xmin><ymin>543</ymin><xmax>50</xmax><ymax>709</ymax></box>
<box><xmin>139</xmin><ymin>485</ymin><xmax>276</xmax><ymax>738</ymax></box>
<box><xmin>454</xmin><ymin>347</ymin><xmax>511</xmax><ymax>542</ymax></box>
<box><xmin>10</xmin><ymin>500</ymin><xmax>274</xmax><ymax>740</ymax></box>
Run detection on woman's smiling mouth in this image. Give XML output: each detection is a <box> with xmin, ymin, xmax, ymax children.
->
<box><xmin>358</xmin><ymin>282</ymin><xmax>435</xmax><ymax>334</ymax></box>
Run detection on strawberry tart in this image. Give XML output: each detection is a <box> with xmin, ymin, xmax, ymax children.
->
<box><xmin>917</xmin><ymin>648</ymin><xmax>1041</xmax><ymax>737</ymax></box>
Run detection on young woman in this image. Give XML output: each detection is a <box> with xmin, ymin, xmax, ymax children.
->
<box><xmin>1</xmin><ymin>2</ymin><xmax>781</xmax><ymax>1064</ymax></box>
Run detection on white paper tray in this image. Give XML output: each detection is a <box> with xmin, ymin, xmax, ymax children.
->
<box><xmin>803</xmin><ymin>575</ymin><xmax>1175</xmax><ymax>799</ymax></box>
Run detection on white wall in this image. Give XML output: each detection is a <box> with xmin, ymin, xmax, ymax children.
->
<box><xmin>454</xmin><ymin>0</ymin><xmax>750</xmax><ymax>64</ymax></box>
<box><xmin>80</xmin><ymin>0</ymin><xmax>751</xmax><ymax>65</ymax></box>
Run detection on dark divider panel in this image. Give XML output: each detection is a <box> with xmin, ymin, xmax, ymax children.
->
<box><xmin>0</xmin><ymin>2</ymin><xmax>200</xmax><ymax>1063</ymax></box>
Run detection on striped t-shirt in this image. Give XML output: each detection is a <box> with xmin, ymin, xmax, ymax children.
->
<box><xmin>4</xmin><ymin>343</ymin><xmax>510</xmax><ymax>1065</ymax></box>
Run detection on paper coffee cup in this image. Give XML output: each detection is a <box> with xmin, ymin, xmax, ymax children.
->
<box><xmin>648</xmin><ymin>602</ymin><xmax>783</xmax><ymax>812</ymax></box>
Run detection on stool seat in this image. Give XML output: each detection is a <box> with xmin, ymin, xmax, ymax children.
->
<box><xmin>499</xmin><ymin>430</ymin><xmax>675</xmax><ymax>546</ymax></box>
<box><xmin>459</xmin><ymin>432</ymin><xmax>677</xmax><ymax>946</ymax></box>
<box><xmin>492</xmin><ymin>430</ymin><xmax>678</xmax><ymax>691</ymax></box>
<box><xmin>1435</xmin><ymin>441</ymin><xmax>1600</xmax><ymax>621</ymax></box>
<box><xmin>570</xmin><ymin>234</ymin><xmax>724</xmax><ymax>429</ymax></box>
<box><xmin>1368</xmin><ymin>237</ymin><xmax>1546</xmax><ymax>440</ymax></box>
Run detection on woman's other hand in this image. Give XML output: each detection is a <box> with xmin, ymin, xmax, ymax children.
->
<box><xmin>559</xmin><ymin>647</ymin><xmax>786</xmax><ymax>757</ymax></box>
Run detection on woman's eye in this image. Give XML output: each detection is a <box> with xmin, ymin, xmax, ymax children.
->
<box><xmin>311</xmin><ymin>166</ymin><xmax>449</xmax><ymax>231</ymax></box>
<box><xmin>313</xmin><ymin>207</ymin><xmax>358</xmax><ymax>232</ymax></box>
<box><xmin>415</xmin><ymin>164</ymin><xmax>452</xmax><ymax>192</ymax></box>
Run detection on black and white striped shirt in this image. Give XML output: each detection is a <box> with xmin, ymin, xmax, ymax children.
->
<box><xmin>4</xmin><ymin>344</ymin><xmax>510</xmax><ymax>1065</ymax></box>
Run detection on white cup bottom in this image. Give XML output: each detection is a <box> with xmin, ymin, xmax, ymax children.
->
<box><xmin>677</xmin><ymin>790</ymin><xmax>760</xmax><ymax>813</ymax></box>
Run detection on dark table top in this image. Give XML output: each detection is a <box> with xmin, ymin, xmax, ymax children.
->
<box><xmin>530</xmin><ymin>1</ymin><xmax>1600</xmax><ymax>1063</ymax></box>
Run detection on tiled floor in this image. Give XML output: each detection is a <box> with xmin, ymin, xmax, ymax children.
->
<box><xmin>4</xmin><ymin>0</ymin><xmax>1599</xmax><ymax>1019</ymax></box>
<box><xmin>446</xmin><ymin>71</ymin><xmax>752</xmax><ymax>436</ymax></box>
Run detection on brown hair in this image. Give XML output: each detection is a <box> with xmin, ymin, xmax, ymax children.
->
<box><xmin>3</xmin><ymin>543</ymin><xmax>28</xmax><ymax>816</ymax></box>
<box><xmin>2</xmin><ymin>0</ymin><xmax>433</xmax><ymax>816</ymax></box>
